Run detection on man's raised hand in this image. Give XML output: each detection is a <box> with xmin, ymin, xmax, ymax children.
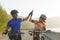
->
<box><xmin>29</xmin><ymin>10</ymin><xmax>33</xmax><ymax>21</ymax></box>
<box><xmin>29</xmin><ymin>10</ymin><xmax>33</xmax><ymax>16</ymax></box>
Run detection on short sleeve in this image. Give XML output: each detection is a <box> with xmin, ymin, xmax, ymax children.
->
<box><xmin>7</xmin><ymin>21</ymin><xmax>11</xmax><ymax>28</ymax></box>
<box><xmin>19</xmin><ymin>18</ymin><xmax>23</xmax><ymax>22</ymax></box>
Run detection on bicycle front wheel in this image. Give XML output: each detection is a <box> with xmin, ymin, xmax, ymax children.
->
<box><xmin>41</xmin><ymin>36</ymin><xmax>45</xmax><ymax>40</ymax></box>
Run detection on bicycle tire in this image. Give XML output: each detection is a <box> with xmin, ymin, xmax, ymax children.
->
<box><xmin>41</xmin><ymin>36</ymin><xmax>45</xmax><ymax>40</ymax></box>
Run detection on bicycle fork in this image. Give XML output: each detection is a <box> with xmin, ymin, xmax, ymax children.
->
<box><xmin>39</xmin><ymin>34</ymin><xmax>45</xmax><ymax>40</ymax></box>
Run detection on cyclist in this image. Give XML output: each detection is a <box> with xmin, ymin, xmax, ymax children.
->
<box><xmin>2</xmin><ymin>10</ymin><xmax>32</xmax><ymax>40</ymax></box>
<box><xmin>29</xmin><ymin>13</ymin><xmax>47</xmax><ymax>40</ymax></box>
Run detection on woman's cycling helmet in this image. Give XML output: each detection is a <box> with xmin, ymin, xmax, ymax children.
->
<box><xmin>40</xmin><ymin>14</ymin><xmax>47</xmax><ymax>20</ymax></box>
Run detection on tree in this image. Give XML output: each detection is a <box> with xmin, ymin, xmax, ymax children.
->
<box><xmin>0</xmin><ymin>5</ymin><xmax>9</xmax><ymax>32</ymax></box>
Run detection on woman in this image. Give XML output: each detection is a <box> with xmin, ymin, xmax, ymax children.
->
<box><xmin>29</xmin><ymin>13</ymin><xmax>47</xmax><ymax>40</ymax></box>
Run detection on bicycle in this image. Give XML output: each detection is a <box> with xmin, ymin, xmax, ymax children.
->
<box><xmin>28</xmin><ymin>30</ymin><xmax>52</xmax><ymax>40</ymax></box>
<box><xmin>2</xmin><ymin>31</ymin><xmax>25</xmax><ymax>40</ymax></box>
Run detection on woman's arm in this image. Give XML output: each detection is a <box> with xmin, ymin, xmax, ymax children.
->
<box><xmin>28</xmin><ymin>10</ymin><xmax>36</xmax><ymax>23</ymax></box>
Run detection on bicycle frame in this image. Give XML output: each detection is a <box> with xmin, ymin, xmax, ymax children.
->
<box><xmin>29</xmin><ymin>30</ymin><xmax>52</xmax><ymax>40</ymax></box>
<box><xmin>29</xmin><ymin>30</ymin><xmax>46</xmax><ymax>40</ymax></box>
<box><xmin>2</xmin><ymin>32</ymin><xmax>25</xmax><ymax>40</ymax></box>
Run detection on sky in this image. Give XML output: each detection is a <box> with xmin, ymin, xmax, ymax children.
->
<box><xmin>0</xmin><ymin>0</ymin><xmax>60</xmax><ymax>19</ymax></box>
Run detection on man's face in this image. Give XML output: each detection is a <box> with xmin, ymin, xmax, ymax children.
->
<box><xmin>12</xmin><ymin>13</ymin><xmax>18</xmax><ymax>19</ymax></box>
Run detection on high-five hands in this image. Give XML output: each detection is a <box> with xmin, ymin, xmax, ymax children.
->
<box><xmin>29</xmin><ymin>10</ymin><xmax>33</xmax><ymax>21</ymax></box>
<box><xmin>23</xmin><ymin>10</ymin><xmax>33</xmax><ymax>21</ymax></box>
<box><xmin>29</xmin><ymin>10</ymin><xmax>33</xmax><ymax>16</ymax></box>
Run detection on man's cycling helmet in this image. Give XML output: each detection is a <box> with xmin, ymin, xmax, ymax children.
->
<box><xmin>10</xmin><ymin>10</ymin><xmax>18</xmax><ymax>15</ymax></box>
<box><xmin>40</xmin><ymin>14</ymin><xmax>47</xmax><ymax>20</ymax></box>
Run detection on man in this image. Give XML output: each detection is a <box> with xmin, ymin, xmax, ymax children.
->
<box><xmin>29</xmin><ymin>13</ymin><xmax>47</xmax><ymax>40</ymax></box>
<box><xmin>3</xmin><ymin>10</ymin><xmax>33</xmax><ymax>40</ymax></box>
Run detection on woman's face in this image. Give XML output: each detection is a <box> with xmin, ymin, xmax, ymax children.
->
<box><xmin>42</xmin><ymin>18</ymin><xmax>46</xmax><ymax>21</ymax></box>
<box><xmin>39</xmin><ymin>17</ymin><xmax>46</xmax><ymax>22</ymax></box>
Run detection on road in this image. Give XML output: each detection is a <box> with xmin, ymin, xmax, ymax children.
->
<box><xmin>0</xmin><ymin>30</ymin><xmax>60</xmax><ymax>40</ymax></box>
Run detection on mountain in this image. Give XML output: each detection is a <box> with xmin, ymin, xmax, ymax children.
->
<box><xmin>46</xmin><ymin>17</ymin><xmax>60</xmax><ymax>28</ymax></box>
<box><xmin>21</xmin><ymin>16</ymin><xmax>60</xmax><ymax>29</ymax></box>
<box><xmin>21</xmin><ymin>21</ymin><xmax>34</xmax><ymax>30</ymax></box>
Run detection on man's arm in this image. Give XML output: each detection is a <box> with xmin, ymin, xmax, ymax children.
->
<box><xmin>28</xmin><ymin>10</ymin><xmax>35</xmax><ymax>23</ymax></box>
<box><xmin>23</xmin><ymin>10</ymin><xmax>33</xmax><ymax>21</ymax></box>
<box><xmin>2</xmin><ymin>21</ymin><xmax>11</xmax><ymax>35</ymax></box>
<box><xmin>23</xmin><ymin>15</ymin><xmax>30</xmax><ymax>21</ymax></box>
<box><xmin>2</xmin><ymin>27</ymin><xmax>9</xmax><ymax>34</ymax></box>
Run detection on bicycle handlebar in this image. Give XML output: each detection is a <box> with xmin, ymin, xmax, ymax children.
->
<box><xmin>29</xmin><ymin>30</ymin><xmax>46</xmax><ymax>33</ymax></box>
